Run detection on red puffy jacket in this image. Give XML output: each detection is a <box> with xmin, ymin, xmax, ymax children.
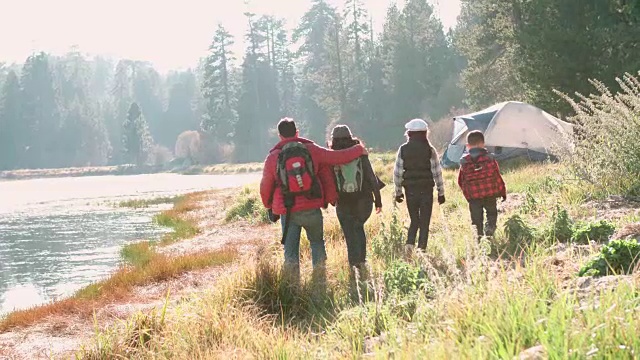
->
<box><xmin>260</xmin><ymin>137</ymin><xmax>364</xmax><ymax>215</ymax></box>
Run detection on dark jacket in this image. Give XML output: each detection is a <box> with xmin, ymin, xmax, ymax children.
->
<box><xmin>335</xmin><ymin>155</ymin><xmax>383</xmax><ymax>209</ymax></box>
<box><xmin>399</xmin><ymin>138</ymin><xmax>435</xmax><ymax>188</ymax></box>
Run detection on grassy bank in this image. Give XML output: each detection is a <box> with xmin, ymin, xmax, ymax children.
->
<box><xmin>74</xmin><ymin>159</ymin><xmax>640</xmax><ymax>359</ymax></box>
<box><xmin>118</xmin><ymin>195</ymin><xmax>184</xmax><ymax>209</ymax></box>
<box><xmin>0</xmin><ymin>193</ymin><xmax>236</xmax><ymax>333</ymax></box>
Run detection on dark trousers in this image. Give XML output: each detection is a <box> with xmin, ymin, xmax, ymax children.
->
<box><xmin>336</xmin><ymin>197</ymin><xmax>373</xmax><ymax>267</ymax></box>
<box><xmin>405</xmin><ymin>186</ymin><xmax>434</xmax><ymax>250</ymax></box>
<box><xmin>468</xmin><ymin>197</ymin><xmax>498</xmax><ymax>237</ymax></box>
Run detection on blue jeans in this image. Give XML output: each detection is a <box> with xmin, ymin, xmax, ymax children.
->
<box><xmin>281</xmin><ymin>209</ymin><xmax>327</xmax><ymax>268</ymax></box>
<box><xmin>336</xmin><ymin>197</ymin><xmax>373</xmax><ymax>267</ymax></box>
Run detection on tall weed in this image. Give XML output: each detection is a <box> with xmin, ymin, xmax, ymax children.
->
<box><xmin>557</xmin><ymin>72</ymin><xmax>640</xmax><ymax>197</ymax></box>
<box><xmin>371</xmin><ymin>211</ymin><xmax>405</xmax><ymax>264</ymax></box>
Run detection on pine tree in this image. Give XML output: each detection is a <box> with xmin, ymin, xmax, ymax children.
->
<box><xmin>513</xmin><ymin>0</ymin><xmax>640</xmax><ymax>114</ymax></box>
<box><xmin>122</xmin><ymin>102</ymin><xmax>152</xmax><ymax>165</ymax></box>
<box><xmin>340</xmin><ymin>0</ymin><xmax>370</xmax><ymax>134</ymax></box>
<box><xmin>164</xmin><ymin>70</ymin><xmax>198</xmax><ymax>147</ymax></box>
<box><xmin>0</xmin><ymin>71</ymin><xmax>23</xmax><ymax>169</ymax></box>
<box><xmin>201</xmin><ymin>24</ymin><xmax>238</xmax><ymax>141</ymax></box>
<box><xmin>455</xmin><ymin>0</ymin><xmax>528</xmax><ymax>109</ymax></box>
<box><xmin>55</xmin><ymin>50</ymin><xmax>112</xmax><ymax>166</ymax></box>
<box><xmin>20</xmin><ymin>53</ymin><xmax>60</xmax><ymax>168</ymax></box>
<box><xmin>294</xmin><ymin>0</ymin><xmax>338</xmax><ymax>142</ymax></box>
<box><xmin>132</xmin><ymin>66</ymin><xmax>162</xmax><ymax>144</ymax></box>
<box><xmin>234</xmin><ymin>13</ymin><xmax>281</xmax><ymax>162</ymax></box>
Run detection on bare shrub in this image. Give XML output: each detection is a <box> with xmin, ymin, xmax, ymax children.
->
<box><xmin>175</xmin><ymin>131</ymin><xmax>201</xmax><ymax>161</ymax></box>
<box><xmin>428</xmin><ymin>108</ymin><xmax>469</xmax><ymax>152</ymax></box>
<box><xmin>174</xmin><ymin>131</ymin><xmax>232</xmax><ymax>165</ymax></box>
<box><xmin>148</xmin><ymin>145</ymin><xmax>174</xmax><ymax>166</ymax></box>
<box><xmin>198</xmin><ymin>132</ymin><xmax>233</xmax><ymax>164</ymax></box>
<box><xmin>556</xmin><ymin>72</ymin><xmax>640</xmax><ymax>196</ymax></box>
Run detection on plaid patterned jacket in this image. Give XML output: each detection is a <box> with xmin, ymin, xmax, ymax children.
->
<box><xmin>457</xmin><ymin>148</ymin><xmax>507</xmax><ymax>201</ymax></box>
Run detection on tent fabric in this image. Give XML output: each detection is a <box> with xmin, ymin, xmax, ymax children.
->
<box><xmin>441</xmin><ymin>101</ymin><xmax>573</xmax><ymax>168</ymax></box>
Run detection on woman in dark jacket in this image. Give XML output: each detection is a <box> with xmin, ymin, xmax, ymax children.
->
<box><xmin>393</xmin><ymin>119</ymin><xmax>446</xmax><ymax>255</ymax></box>
<box><xmin>330</xmin><ymin>125</ymin><xmax>382</xmax><ymax>270</ymax></box>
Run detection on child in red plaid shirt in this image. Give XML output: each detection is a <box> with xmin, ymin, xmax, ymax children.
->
<box><xmin>457</xmin><ymin>131</ymin><xmax>507</xmax><ymax>238</ymax></box>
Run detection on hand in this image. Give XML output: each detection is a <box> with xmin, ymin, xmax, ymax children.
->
<box><xmin>395</xmin><ymin>194</ymin><xmax>404</xmax><ymax>203</ymax></box>
<box><xmin>358</xmin><ymin>143</ymin><xmax>368</xmax><ymax>155</ymax></box>
<box><xmin>267</xmin><ymin>209</ymin><xmax>280</xmax><ymax>223</ymax></box>
<box><xmin>438</xmin><ymin>195</ymin><xmax>446</xmax><ymax>205</ymax></box>
<box><xmin>376</xmin><ymin>207</ymin><xmax>382</xmax><ymax>214</ymax></box>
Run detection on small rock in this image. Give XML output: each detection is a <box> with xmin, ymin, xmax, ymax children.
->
<box><xmin>612</xmin><ymin>223</ymin><xmax>640</xmax><ymax>241</ymax></box>
<box><xmin>363</xmin><ymin>332</ymin><xmax>387</xmax><ymax>354</ymax></box>
<box><xmin>517</xmin><ymin>345</ymin><xmax>547</xmax><ymax>360</ymax></box>
<box><xmin>574</xmin><ymin>275</ymin><xmax>634</xmax><ymax>292</ymax></box>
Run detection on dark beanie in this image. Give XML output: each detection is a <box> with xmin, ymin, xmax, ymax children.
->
<box><xmin>331</xmin><ymin>125</ymin><xmax>353</xmax><ymax>139</ymax></box>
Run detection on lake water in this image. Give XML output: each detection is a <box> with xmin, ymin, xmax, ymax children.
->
<box><xmin>0</xmin><ymin>173</ymin><xmax>260</xmax><ymax>315</ymax></box>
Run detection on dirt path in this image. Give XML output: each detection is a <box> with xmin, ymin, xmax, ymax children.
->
<box><xmin>0</xmin><ymin>189</ymin><xmax>278</xmax><ymax>360</ymax></box>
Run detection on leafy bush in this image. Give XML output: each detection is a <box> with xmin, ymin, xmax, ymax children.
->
<box><xmin>504</xmin><ymin>214</ymin><xmax>535</xmax><ymax>243</ymax></box>
<box><xmin>372</xmin><ymin>211</ymin><xmax>405</xmax><ymax>264</ymax></box>
<box><xmin>225</xmin><ymin>188</ymin><xmax>269</xmax><ymax>224</ymax></box>
<box><xmin>571</xmin><ymin>220</ymin><xmax>616</xmax><ymax>244</ymax></box>
<box><xmin>120</xmin><ymin>242</ymin><xmax>154</xmax><ymax>267</ymax></box>
<box><xmin>546</xmin><ymin>206</ymin><xmax>573</xmax><ymax>242</ymax></box>
<box><xmin>578</xmin><ymin>239</ymin><xmax>640</xmax><ymax>277</ymax></box>
<box><xmin>557</xmin><ymin>72</ymin><xmax>640</xmax><ymax>196</ymax></box>
<box><xmin>521</xmin><ymin>191</ymin><xmax>539</xmax><ymax>214</ymax></box>
<box><xmin>383</xmin><ymin>261</ymin><xmax>434</xmax><ymax>297</ymax></box>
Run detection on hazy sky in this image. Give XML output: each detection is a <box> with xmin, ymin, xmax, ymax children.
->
<box><xmin>0</xmin><ymin>0</ymin><xmax>461</xmax><ymax>73</ymax></box>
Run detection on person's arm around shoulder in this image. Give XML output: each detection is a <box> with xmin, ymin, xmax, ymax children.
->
<box><xmin>318</xmin><ymin>163</ymin><xmax>338</xmax><ymax>207</ymax></box>
<box><xmin>308</xmin><ymin>141</ymin><xmax>365</xmax><ymax>166</ymax></box>
<box><xmin>393</xmin><ymin>147</ymin><xmax>404</xmax><ymax>203</ymax></box>
<box><xmin>430</xmin><ymin>147</ymin><xmax>446</xmax><ymax>204</ymax></box>
<box><xmin>260</xmin><ymin>152</ymin><xmax>277</xmax><ymax>208</ymax></box>
<box><xmin>362</xmin><ymin>155</ymin><xmax>382</xmax><ymax>213</ymax></box>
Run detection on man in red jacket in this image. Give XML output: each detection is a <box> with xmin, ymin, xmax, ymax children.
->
<box><xmin>260</xmin><ymin>118</ymin><xmax>366</xmax><ymax>273</ymax></box>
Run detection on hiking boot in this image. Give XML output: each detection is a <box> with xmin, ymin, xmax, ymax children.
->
<box><xmin>352</xmin><ymin>262</ymin><xmax>369</xmax><ymax>281</ymax></box>
<box><xmin>485</xmin><ymin>223</ymin><xmax>496</xmax><ymax>237</ymax></box>
<box><xmin>405</xmin><ymin>244</ymin><xmax>414</xmax><ymax>259</ymax></box>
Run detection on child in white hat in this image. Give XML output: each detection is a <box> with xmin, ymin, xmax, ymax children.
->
<box><xmin>393</xmin><ymin>119</ymin><xmax>446</xmax><ymax>255</ymax></box>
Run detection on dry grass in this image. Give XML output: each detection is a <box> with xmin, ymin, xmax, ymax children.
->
<box><xmin>118</xmin><ymin>195</ymin><xmax>184</xmax><ymax>209</ymax></box>
<box><xmin>0</xmin><ymin>248</ymin><xmax>237</xmax><ymax>333</ymax></box>
<box><xmin>75</xmin><ymin>158</ymin><xmax>640</xmax><ymax>359</ymax></box>
<box><xmin>201</xmin><ymin>162</ymin><xmax>263</xmax><ymax>175</ymax></box>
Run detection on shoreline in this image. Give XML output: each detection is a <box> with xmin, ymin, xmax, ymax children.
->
<box><xmin>0</xmin><ymin>186</ymin><xmax>275</xmax><ymax>359</ymax></box>
<box><xmin>0</xmin><ymin>162</ymin><xmax>263</xmax><ymax>181</ymax></box>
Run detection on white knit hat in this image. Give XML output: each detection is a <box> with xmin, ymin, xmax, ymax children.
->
<box><xmin>405</xmin><ymin>119</ymin><xmax>429</xmax><ymax>132</ymax></box>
